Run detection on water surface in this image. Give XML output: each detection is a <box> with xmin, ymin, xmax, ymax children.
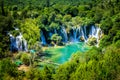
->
<box><xmin>45</xmin><ymin>42</ymin><xmax>90</xmax><ymax>64</ymax></box>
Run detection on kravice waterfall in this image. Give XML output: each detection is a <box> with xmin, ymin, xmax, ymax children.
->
<box><xmin>40</xmin><ymin>25</ymin><xmax>103</xmax><ymax>64</ymax></box>
<box><xmin>9</xmin><ymin>25</ymin><xmax>102</xmax><ymax>52</ymax></box>
<box><xmin>40</xmin><ymin>25</ymin><xmax>102</xmax><ymax>45</ymax></box>
<box><xmin>9</xmin><ymin>32</ymin><xmax>28</xmax><ymax>52</ymax></box>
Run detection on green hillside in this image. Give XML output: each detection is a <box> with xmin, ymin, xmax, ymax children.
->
<box><xmin>0</xmin><ymin>0</ymin><xmax>120</xmax><ymax>80</ymax></box>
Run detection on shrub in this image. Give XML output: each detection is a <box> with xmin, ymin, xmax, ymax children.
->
<box><xmin>20</xmin><ymin>53</ymin><xmax>30</xmax><ymax>66</ymax></box>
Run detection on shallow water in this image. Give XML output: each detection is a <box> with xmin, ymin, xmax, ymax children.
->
<box><xmin>45</xmin><ymin>42</ymin><xmax>90</xmax><ymax>64</ymax></box>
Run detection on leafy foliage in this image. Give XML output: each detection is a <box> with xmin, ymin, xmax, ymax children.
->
<box><xmin>0</xmin><ymin>58</ymin><xmax>19</xmax><ymax>80</ymax></box>
<box><xmin>19</xmin><ymin>19</ymin><xmax>40</xmax><ymax>49</ymax></box>
<box><xmin>20</xmin><ymin>53</ymin><xmax>31</xmax><ymax>66</ymax></box>
<box><xmin>51</xmin><ymin>34</ymin><xmax>62</xmax><ymax>45</ymax></box>
<box><xmin>0</xmin><ymin>15</ymin><xmax>14</xmax><ymax>58</ymax></box>
<box><xmin>1</xmin><ymin>0</ymin><xmax>120</xmax><ymax>80</ymax></box>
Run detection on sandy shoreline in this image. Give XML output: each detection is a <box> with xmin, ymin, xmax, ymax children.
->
<box><xmin>42</xmin><ymin>46</ymin><xmax>63</xmax><ymax>51</ymax></box>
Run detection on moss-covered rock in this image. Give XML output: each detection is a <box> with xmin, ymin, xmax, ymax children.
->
<box><xmin>87</xmin><ymin>37</ymin><xmax>97</xmax><ymax>46</ymax></box>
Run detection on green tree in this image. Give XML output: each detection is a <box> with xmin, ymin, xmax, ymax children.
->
<box><xmin>41</xmin><ymin>66</ymin><xmax>54</xmax><ymax>80</ymax></box>
<box><xmin>19</xmin><ymin>18</ymin><xmax>40</xmax><ymax>49</ymax></box>
<box><xmin>20</xmin><ymin>53</ymin><xmax>31</xmax><ymax>66</ymax></box>
<box><xmin>49</xmin><ymin>22</ymin><xmax>59</xmax><ymax>29</ymax></box>
<box><xmin>26</xmin><ymin>68</ymin><xmax>42</xmax><ymax>80</ymax></box>
<box><xmin>0</xmin><ymin>15</ymin><xmax>14</xmax><ymax>58</ymax></box>
<box><xmin>51</xmin><ymin>34</ymin><xmax>62</xmax><ymax>45</ymax></box>
<box><xmin>0</xmin><ymin>0</ymin><xmax>5</xmax><ymax>16</ymax></box>
<box><xmin>46</xmin><ymin>0</ymin><xmax>50</xmax><ymax>7</ymax></box>
<box><xmin>0</xmin><ymin>58</ymin><xmax>18</xmax><ymax>79</ymax></box>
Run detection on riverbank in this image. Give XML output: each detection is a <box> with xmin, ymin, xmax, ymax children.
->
<box><xmin>42</xmin><ymin>42</ymin><xmax>90</xmax><ymax>64</ymax></box>
<box><xmin>42</xmin><ymin>45</ymin><xmax>64</xmax><ymax>51</ymax></box>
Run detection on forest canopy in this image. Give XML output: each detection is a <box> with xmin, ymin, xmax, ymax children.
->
<box><xmin>0</xmin><ymin>0</ymin><xmax>120</xmax><ymax>80</ymax></box>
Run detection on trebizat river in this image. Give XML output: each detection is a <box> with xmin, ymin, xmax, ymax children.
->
<box><xmin>45</xmin><ymin>42</ymin><xmax>90</xmax><ymax>64</ymax></box>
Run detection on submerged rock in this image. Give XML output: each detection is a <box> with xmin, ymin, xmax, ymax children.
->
<box><xmin>87</xmin><ymin>37</ymin><xmax>97</xmax><ymax>46</ymax></box>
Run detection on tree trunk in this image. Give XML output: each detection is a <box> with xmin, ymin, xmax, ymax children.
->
<box><xmin>1</xmin><ymin>0</ymin><xmax>5</xmax><ymax>16</ymax></box>
<box><xmin>46</xmin><ymin>0</ymin><xmax>50</xmax><ymax>7</ymax></box>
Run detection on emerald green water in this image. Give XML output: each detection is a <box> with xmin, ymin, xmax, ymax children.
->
<box><xmin>45</xmin><ymin>42</ymin><xmax>90</xmax><ymax>64</ymax></box>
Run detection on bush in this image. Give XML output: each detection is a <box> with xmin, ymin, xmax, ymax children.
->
<box><xmin>0</xmin><ymin>58</ymin><xmax>18</xmax><ymax>79</ymax></box>
<box><xmin>87</xmin><ymin>37</ymin><xmax>97</xmax><ymax>46</ymax></box>
<box><xmin>26</xmin><ymin>68</ymin><xmax>42</xmax><ymax>80</ymax></box>
<box><xmin>51</xmin><ymin>34</ymin><xmax>62</xmax><ymax>45</ymax></box>
<box><xmin>99</xmin><ymin>35</ymin><xmax>111</xmax><ymax>47</ymax></box>
<box><xmin>20</xmin><ymin>19</ymin><xmax>40</xmax><ymax>49</ymax></box>
<box><xmin>20</xmin><ymin>53</ymin><xmax>30</xmax><ymax>66</ymax></box>
<box><xmin>115</xmin><ymin>40</ymin><xmax>120</xmax><ymax>48</ymax></box>
<box><xmin>49</xmin><ymin>22</ymin><xmax>59</xmax><ymax>29</ymax></box>
<box><xmin>63</xmin><ymin>15</ymin><xmax>72</xmax><ymax>22</ymax></box>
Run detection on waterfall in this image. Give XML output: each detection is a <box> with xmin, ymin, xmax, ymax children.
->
<box><xmin>71</xmin><ymin>27</ymin><xmax>77</xmax><ymax>42</ymax></box>
<box><xmin>83</xmin><ymin>26</ymin><xmax>88</xmax><ymax>42</ymax></box>
<box><xmin>89</xmin><ymin>25</ymin><xmax>96</xmax><ymax>38</ymax></box>
<box><xmin>9</xmin><ymin>33</ymin><xmax>17</xmax><ymax>51</ymax></box>
<box><xmin>23</xmin><ymin>39</ymin><xmax>28</xmax><ymax>51</ymax></box>
<box><xmin>9</xmin><ymin>33</ymin><xmax>28</xmax><ymax>52</ymax></box>
<box><xmin>83</xmin><ymin>26</ymin><xmax>87</xmax><ymax>39</ymax></box>
<box><xmin>80</xmin><ymin>26</ymin><xmax>87</xmax><ymax>42</ymax></box>
<box><xmin>16</xmin><ymin>33</ymin><xmax>23</xmax><ymax>51</ymax></box>
<box><xmin>40</xmin><ymin>25</ymin><xmax>102</xmax><ymax>46</ymax></box>
<box><xmin>61</xmin><ymin>27</ymin><xmax>68</xmax><ymax>43</ymax></box>
<box><xmin>95</xmin><ymin>27</ymin><xmax>102</xmax><ymax>47</ymax></box>
<box><xmin>95</xmin><ymin>27</ymin><xmax>100</xmax><ymax>42</ymax></box>
<box><xmin>67</xmin><ymin>26</ymin><xmax>88</xmax><ymax>42</ymax></box>
<box><xmin>40</xmin><ymin>31</ymin><xmax>46</xmax><ymax>45</ymax></box>
<box><xmin>77</xmin><ymin>27</ymin><xmax>81</xmax><ymax>40</ymax></box>
<box><xmin>89</xmin><ymin>26</ymin><xmax>102</xmax><ymax>42</ymax></box>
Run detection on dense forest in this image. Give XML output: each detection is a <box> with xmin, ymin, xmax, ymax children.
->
<box><xmin>0</xmin><ymin>0</ymin><xmax>120</xmax><ymax>80</ymax></box>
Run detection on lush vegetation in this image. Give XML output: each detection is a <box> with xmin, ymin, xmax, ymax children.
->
<box><xmin>0</xmin><ymin>0</ymin><xmax>120</xmax><ymax>80</ymax></box>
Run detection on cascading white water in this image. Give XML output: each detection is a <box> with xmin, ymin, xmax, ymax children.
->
<box><xmin>83</xmin><ymin>26</ymin><xmax>88</xmax><ymax>40</ymax></box>
<box><xmin>87</xmin><ymin>25</ymin><xmax>102</xmax><ymax>46</ymax></box>
<box><xmin>89</xmin><ymin>25</ymin><xmax>96</xmax><ymax>38</ymax></box>
<box><xmin>95</xmin><ymin>27</ymin><xmax>102</xmax><ymax>47</ymax></box>
<box><xmin>95</xmin><ymin>27</ymin><xmax>100</xmax><ymax>42</ymax></box>
<box><xmin>80</xmin><ymin>27</ymin><xmax>87</xmax><ymax>42</ymax></box>
<box><xmin>61</xmin><ymin>27</ymin><xmax>68</xmax><ymax>43</ymax></box>
<box><xmin>16</xmin><ymin>33</ymin><xmax>24</xmax><ymax>51</ymax></box>
<box><xmin>9</xmin><ymin>32</ymin><xmax>28</xmax><ymax>52</ymax></box>
<box><xmin>89</xmin><ymin>26</ymin><xmax>102</xmax><ymax>42</ymax></box>
<box><xmin>65</xmin><ymin>26</ymin><xmax>93</xmax><ymax>42</ymax></box>
<box><xmin>22</xmin><ymin>39</ymin><xmax>28</xmax><ymax>51</ymax></box>
<box><xmin>40</xmin><ymin>25</ymin><xmax>102</xmax><ymax>46</ymax></box>
<box><xmin>40</xmin><ymin>31</ymin><xmax>46</xmax><ymax>45</ymax></box>
<box><xmin>9</xmin><ymin>33</ymin><xmax>16</xmax><ymax>51</ymax></box>
<box><xmin>72</xmin><ymin>27</ymin><xmax>78</xmax><ymax>42</ymax></box>
<box><xmin>77</xmin><ymin>27</ymin><xmax>81</xmax><ymax>40</ymax></box>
